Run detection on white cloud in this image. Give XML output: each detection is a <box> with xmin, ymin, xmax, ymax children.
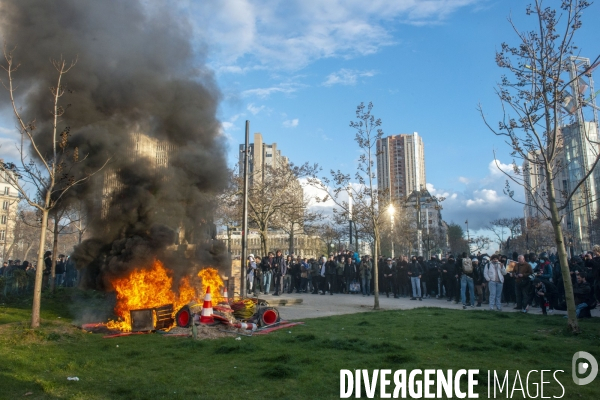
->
<box><xmin>247</xmin><ymin>103</ymin><xmax>267</xmax><ymax>115</ymax></box>
<box><xmin>0</xmin><ymin>126</ymin><xmax>21</xmax><ymax>162</ymax></box>
<box><xmin>218</xmin><ymin>114</ymin><xmax>244</xmax><ymax>142</ymax></box>
<box><xmin>283</xmin><ymin>118</ymin><xmax>299</xmax><ymax>128</ymax></box>
<box><xmin>426</xmin><ymin>159</ymin><xmax>524</xmax><ymax>231</ymax></box>
<box><xmin>322</xmin><ymin>69</ymin><xmax>376</xmax><ymax>86</ymax></box>
<box><xmin>241</xmin><ymin>83</ymin><xmax>302</xmax><ymax>98</ymax></box>
<box><xmin>221</xmin><ymin>122</ymin><xmax>234</xmax><ymax>130</ymax></box>
<box><xmin>183</xmin><ymin>0</ymin><xmax>481</xmax><ymax>71</ymax></box>
<box><xmin>0</xmin><ymin>137</ymin><xmax>20</xmax><ymax>161</ymax></box>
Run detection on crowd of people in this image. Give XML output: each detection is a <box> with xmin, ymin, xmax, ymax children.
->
<box><xmin>0</xmin><ymin>251</ymin><xmax>78</xmax><ymax>290</ymax></box>
<box><xmin>245</xmin><ymin>247</ymin><xmax>599</xmax><ymax>318</ymax></box>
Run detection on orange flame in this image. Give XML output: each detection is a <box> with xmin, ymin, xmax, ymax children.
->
<box><xmin>198</xmin><ymin>268</ymin><xmax>224</xmax><ymax>304</ymax></box>
<box><xmin>106</xmin><ymin>260</ymin><xmax>224</xmax><ymax>331</ymax></box>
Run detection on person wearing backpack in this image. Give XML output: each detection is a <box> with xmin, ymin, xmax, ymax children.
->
<box><xmin>460</xmin><ymin>256</ymin><xmax>475</xmax><ymax>309</ymax></box>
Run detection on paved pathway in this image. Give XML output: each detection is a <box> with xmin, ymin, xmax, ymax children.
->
<box><xmin>255</xmin><ymin>292</ymin><xmax>600</xmax><ymax>321</ymax></box>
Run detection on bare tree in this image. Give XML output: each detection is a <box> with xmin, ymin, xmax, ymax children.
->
<box><xmin>66</xmin><ymin>200</ymin><xmax>88</xmax><ymax>246</ymax></box>
<box><xmin>469</xmin><ymin>236</ymin><xmax>492</xmax><ymax>254</ymax></box>
<box><xmin>12</xmin><ymin>204</ymin><xmax>41</xmax><ymax>261</ymax></box>
<box><xmin>509</xmin><ymin>216</ymin><xmax>556</xmax><ymax>254</ymax></box>
<box><xmin>276</xmin><ymin>193</ymin><xmax>322</xmax><ymax>255</ymax></box>
<box><xmin>381</xmin><ymin>204</ymin><xmax>418</xmax><ymax>258</ymax></box>
<box><xmin>309</xmin><ymin>102</ymin><xmax>387</xmax><ymax>309</ymax></box>
<box><xmin>314</xmin><ymin>221</ymin><xmax>346</xmax><ymax>255</ymax></box>
<box><xmin>0</xmin><ymin>48</ymin><xmax>108</xmax><ymax>328</ymax></box>
<box><xmin>488</xmin><ymin>217</ymin><xmax>523</xmax><ymax>252</ymax></box>
<box><xmin>215</xmin><ymin>169</ymin><xmax>242</xmax><ymax>254</ymax></box>
<box><xmin>479</xmin><ymin>0</ymin><xmax>599</xmax><ymax>332</ymax></box>
<box><xmin>227</xmin><ymin>163</ymin><xmax>317</xmax><ymax>256</ymax></box>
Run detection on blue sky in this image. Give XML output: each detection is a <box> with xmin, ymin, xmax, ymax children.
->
<box><xmin>188</xmin><ymin>0</ymin><xmax>600</xmax><ymax>237</ymax></box>
<box><xmin>1</xmin><ymin>0</ymin><xmax>599</xmax><ymax>242</ymax></box>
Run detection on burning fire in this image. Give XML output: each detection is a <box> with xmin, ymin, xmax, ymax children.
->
<box><xmin>107</xmin><ymin>260</ymin><xmax>224</xmax><ymax>331</ymax></box>
<box><xmin>198</xmin><ymin>268</ymin><xmax>224</xmax><ymax>304</ymax></box>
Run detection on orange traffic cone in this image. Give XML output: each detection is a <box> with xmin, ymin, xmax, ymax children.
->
<box><xmin>199</xmin><ymin>286</ymin><xmax>214</xmax><ymax>324</ymax></box>
<box><xmin>233</xmin><ymin>322</ymin><xmax>257</xmax><ymax>331</ymax></box>
<box><xmin>222</xmin><ymin>286</ymin><xmax>229</xmax><ymax>304</ymax></box>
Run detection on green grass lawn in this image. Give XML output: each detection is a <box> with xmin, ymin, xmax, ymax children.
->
<box><xmin>1</xmin><ymin>289</ymin><xmax>599</xmax><ymax>399</ymax></box>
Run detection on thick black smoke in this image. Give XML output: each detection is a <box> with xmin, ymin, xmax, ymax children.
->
<box><xmin>0</xmin><ymin>0</ymin><xmax>229</xmax><ymax>288</ymax></box>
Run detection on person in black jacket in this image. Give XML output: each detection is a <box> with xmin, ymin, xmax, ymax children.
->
<box><xmin>55</xmin><ymin>254</ymin><xmax>66</xmax><ymax>287</ymax></box>
<box><xmin>272</xmin><ymin>250</ymin><xmax>285</xmax><ymax>296</ymax></box>
<box><xmin>418</xmin><ymin>256</ymin><xmax>430</xmax><ymax>298</ymax></box>
<box><xmin>260</xmin><ymin>252</ymin><xmax>275</xmax><ymax>295</ymax></box>
<box><xmin>573</xmin><ymin>274</ymin><xmax>593</xmax><ymax>318</ymax></box>
<box><xmin>473</xmin><ymin>258</ymin><xmax>486</xmax><ymax>307</ymax></box>
<box><xmin>290</xmin><ymin>257</ymin><xmax>302</xmax><ymax>293</ymax></box>
<box><xmin>383</xmin><ymin>258</ymin><xmax>394</xmax><ymax>298</ymax></box>
<box><xmin>324</xmin><ymin>255</ymin><xmax>337</xmax><ymax>295</ymax></box>
<box><xmin>426</xmin><ymin>256</ymin><xmax>440</xmax><ymax>298</ymax></box>
<box><xmin>395</xmin><ymin>256</ymin><xmax>410</xmax><ymax>297</ymax></box>
<box><xmin>408</xmin><ymin>256</ymin><xmax>423</xmax><ymax>301</ymax></box>
<box><xmin>43</xmin><ymin>250</ymin><xmax>52</xmax><ymax>288</ymax></box>
<box><xmin>343</xmin><ymin>257</ymin><xmax>355</xmax><ymax>294</ymax></box>
<box><xmin>442</xmin><ymin>256</ymin><xmax>456</xmax><ymax>302</ymax></box>
<box><xmin>533</xmin><ymin>279</ymin><xmax>558</xmax><ymax>315</ymax></box>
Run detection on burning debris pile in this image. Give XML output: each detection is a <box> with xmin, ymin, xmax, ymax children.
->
<box><xmin>82</xmin><ymin>259</ymin><xmax>297</xmax><ymax>338</ymax></box>
<box><xmin>105</xmin><ymin>261</ymin><xmax>224</xmax><ymax>332</ymax></box>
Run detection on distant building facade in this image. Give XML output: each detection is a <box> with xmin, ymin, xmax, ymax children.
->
<box><xmin>218</xmin><ymin>229</ymin><xmax>322</xmax><ymax>259</ymax></box>
<box><xmin>522</xmin><ymin>121</ymin><xmax>599</xmax><ymax>251</ymax></box>
<box><xmin>0</xmin><ymin>169</ymin><xmax>20</xmax><ymax>261</ymax></box>
<box><xmin>239</xmin><ymin>133</ymin><xmax>289</xmax><ymax>187</ymax></box>
<box><xmin>376</xmin><ymin>133</ymin><xmax>426</xmax><ymax>202</ymax></box>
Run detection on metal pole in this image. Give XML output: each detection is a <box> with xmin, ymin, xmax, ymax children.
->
<box><xmin>417</xmin><ymin>193</ymin><xmax>423</xmax><ymax>257</ymax></box>
<box><xmin>348</xmin><ymin>186</ymin><xmax>353</xmax><ymax>247</ymax></box>
<box><xmin>390</xmin><ymin>212</ymin><xmax>394</xmax><ymax>258</ymax></box>
<box><xmin>466</xmin><ymin>220</ymin><xmax>471</xmax><ymax>254</ymax></box>
<box><xmin>241</xmin><ymin>121</ymin><xmax>250</xmax><ymax>296</ymax></box>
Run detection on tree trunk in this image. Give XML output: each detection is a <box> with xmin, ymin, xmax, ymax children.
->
<box><xmin>49</xmin><ymin>216</ymin><xmax>59</xmax><ymax>292</ymax></box>
<box><xmin>23</xmin><ymin>242</ymin><xmax>34</xmax><ymax>261</ymax></box>
<box><xmin>289</xmin><ymin>222</ymin><xmax>295</xmax><ymax>255</ymax></box>
<box><xmin>31</xmin><ymin>208</ymin><xmax>49</xmax><ymax>328</ymax></box>
<box><xmin>373</xmin><ymin>224</ymin><xmax>380</xmax><ymax>310</ymax></box>
<box><xmin>546</xmin><ymin>178</ymin><xmax>579</xmax><ymax>332</ymax></box>
<box><xmin>260</xmin><ymin>229</ymin><xmax>268</xmax><ymax>256</ymax></box>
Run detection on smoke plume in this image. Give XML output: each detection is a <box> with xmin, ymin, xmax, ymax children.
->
<box><xmin>0</xmin><ymin>0</ymin><xmax>229</xmax><ymax>288</ymax></box>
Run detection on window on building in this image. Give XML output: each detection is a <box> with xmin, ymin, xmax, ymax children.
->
<box><xmin>2</xmin><ymin>201</ymin><xmax>7</xmax><ymax>210</ymax></box>
<box><xmin>0</xmin><ymin>215</ymin><xmax>6</xmax><ymax>224</ymax></box>
<box><xmin>0</xmin><ymin>230</ymin><xmax>5</xmax><ymax>241</ymax></box>
<box><xmin>3</xmin><ymin>187</ymin><xmax>8</xmax><ymax>195</ymax></box>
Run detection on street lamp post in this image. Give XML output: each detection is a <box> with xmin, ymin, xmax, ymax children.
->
<box><xmin>388</xmin><ymin>204</ymin><xmax>395</xmax><ymax>258</ymax></box>
<box><xmin>240</xmin><ymin>120</ymin><xmax>250</xmax><ymax>296</ymax></box>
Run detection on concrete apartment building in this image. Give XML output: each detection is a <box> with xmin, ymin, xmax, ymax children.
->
<box><xmin>376</xmin><ymin>133</ymin><xmax>426</xmax><ymax>201</ymax></box>
<box><xmin>238</xmin><ymin>132</ymin><xmax>289</xmax><ymax>186</ymax></box>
